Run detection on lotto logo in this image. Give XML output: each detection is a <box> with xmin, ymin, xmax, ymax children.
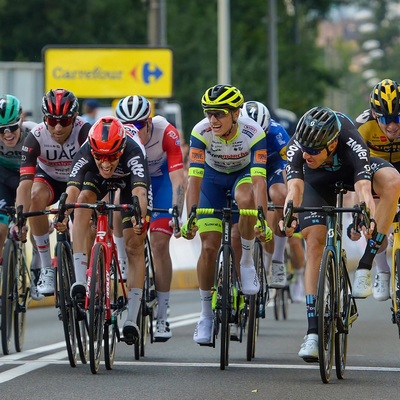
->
<box><xmin>190</xmin><ymin>148</ymin><xmax>205</xmax><ymax>163</ymax></box>
<box><xmin>254</xmin><ymin>149</ymin><xmax>267</xmax><ymax>164</ymax></box>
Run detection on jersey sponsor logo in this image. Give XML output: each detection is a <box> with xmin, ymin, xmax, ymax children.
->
<box><xmin>285</xmin><ymin>143</ymin><xmax>300</xmax><ymax>162</ymax></box>
<box><xmin>379</xmin><ymin>135</ymin><xmax>389</xmax><ymax>142</ymax></box>
<box><xmin>127</xmin><ymin>156</ymin><xmax>145</xmax><ymax>178</ymax></box>
<box><xmin>167</xmin><ymin>130</ymin><xmax>179</xmax><ymax>140</ymax></box>
<box><xmin>242</xmin><ymin>128</ymin><xmax>255</xmax><ymax>138</ymax></box>
<box><xmin>346</xmin><ymin>138</ymin><xmax>368</xmax><ymax>160</ymax></box>
<box><xmin>243</xmin><ymin>124</ymin><xmax>257</xmax><ymax>134</ymax></box>
<box><xmin>214</xmin><ymin>151</ymin><xmax>249</xmax><ymax>160</ymax></box>
<box><xmin>189</xmin><ymin>148</ymin><xmax>205</xmax><ymax>163</ymax></box>
<box><xmin>254</xmin><ymin>149</ymin><xmax>267</xmax><ymax>164</ymax></box>
<box><xmin>69</xmin><ymin>157</ymin><xmax>89</xmax><ymax>178</ymax></box>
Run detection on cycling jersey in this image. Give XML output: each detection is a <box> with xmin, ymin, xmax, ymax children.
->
<box><xmin>19</xmin><ymin>116</ymin><xmax>90</xmax><ymax>183</ymax></box>
<box><xmin>355</xmin><ymin>108</ymin><xmax>400</xmax><ymax>167</ymax></box>
<box><xmin>189</xmin><ymin>115</ymin><xmax>266</xmax><ymax>177</ymax></box>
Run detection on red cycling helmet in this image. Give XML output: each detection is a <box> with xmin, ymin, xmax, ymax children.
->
<box><xmin>88</xmin><ymin>116</ymin><xmax>126</xmax><ymax>156</ymax></box>
<box><xmin>42</xmin><ymin>89</ymin><xmax>79</xmax><ymax>118</ymax></box>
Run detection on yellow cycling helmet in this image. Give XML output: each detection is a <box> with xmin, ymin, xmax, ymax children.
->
<box><xmin>370</xmin><ymin>79</ymin><xmax>400</xmax><ymax>116</ymax></box>
<box><xmin>201</xmin><ymin>84</ymin><xmax>244</xmax><ymax>110</ymax></box>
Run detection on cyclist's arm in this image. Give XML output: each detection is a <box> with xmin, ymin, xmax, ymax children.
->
<box><xmin>354</xmin><ymin>179</ymin><xmax>376</xmax><ymax>237</ymax></box>
<box><xmin>185</xmin><ymin>175</ymin><xmax>202</xmax><ymax>216</ymax></box>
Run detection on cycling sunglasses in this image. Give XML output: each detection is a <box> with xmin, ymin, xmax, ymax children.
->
<box><xmin>131</xmin><ymin>120</ymin><xmax>148</xmax><ymax>130</ymax></box>
<box><xmin>296</xmin><ymin>142</ymin><xmax>324</xmax><ymax>156</ymax></box>
<box><xmin>91</xmin><ymin>150</ymin><xmax>122</xmax><ymax>162</ymax></box>
<box><xmin>0</xmin><ymin>122</ymin><xmax>20</xmax><ymax>134</ymax></box>
<box><xmin>45</xmin><ymin>116</ymin><xmax>73</xmax><ymax>127</ymax></box>
<box><xmin>204</xmin><ymin>109</ymin><xmax>230</xmax><ymax>119</ymax></box>
<box><xmin>376</xmin><ymin>114</ymin><xmax>400</xmax><ymax>125</ymax></box>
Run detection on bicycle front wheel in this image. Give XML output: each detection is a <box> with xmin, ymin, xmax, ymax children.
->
<box><xmin>317</xmin><ymin>249</ymin><xmax>336</xmax><ymax>384</ymax></box>
<box><xmin>104</xmin><ymin>253</ymin><xmax>118</xmax><ymax>370</ymax></box>
<box><xmin>14</xmin><ymin>245</ymin><xmax>28</xmax><ymax>352</ymax></box>
<box><xmin>88</xmin><ymin>243</ymin><xmax>106</xmax><ymax>374</ymax></box>
<box><xmin>56</xmin><ymin>241</ymin><xmax>78</xmax><ymax>367</ymax></box>
<box><xmin>393</xmin><ymin>249</ymin><xmax>400</xmax><ymax>337</ymax></box>
<box><xmin>1</xmin><ymin>239</ymin><xmax>16</xmax><ymax>355</ymax></box>
<box><xmin>335</xmin><ymin>252</ymin><xmax>350</xmax><ymax>379</ymax></box>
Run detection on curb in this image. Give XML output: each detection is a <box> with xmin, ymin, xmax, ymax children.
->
<box><xmin>28</xmin><ymin>268</ymin><xmax>199</xmax><ymax>309</ymax></box>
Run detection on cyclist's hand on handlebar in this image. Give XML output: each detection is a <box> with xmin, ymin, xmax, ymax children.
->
<box><xmin>181</xmin><ymin>219</ymin><xmax>198</xmax><ymax>240</ymax></box>
<box><xmin>169</xmin><ymin>217</ymin><xmax>182</xmax><ymax>238</ymax></box>
<box><xmin>54</xmin><ymin>214</ymin><xmax>69</xmax><ymax>233</ymax></box>
<box><xmin>362</xmin><ymin>218</ymin><xmax>377</xmax><ymax>239</ymax></box>
<box><xmin>11</xmin><ymin>223</ymin><xmax>27</xmax><ymax>242</ymax></box>
<box><xmin>254</xmin><ymin>220</ymin><xmax>273</xmax><ymax>242</ymax></box>
<box><xmin>131</xmin><ymin>215</ymin><xmax>149</xmax><ymax>235</ymax></box>
<box><xmin>278</xmin><ymin>215</ymin><xmax>298</xmax><ymax>238</ymax></box>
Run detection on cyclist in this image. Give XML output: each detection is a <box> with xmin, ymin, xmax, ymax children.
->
<box><xmin>241</xmin><ymin>100</ymin><xmax>289</xmax><ymax>288</ymax></box>
<box><xmin>15</xmin><ymin>88</ymin><xmax>90</xmax><ymax>297</ymax></box>
<box><xmin>279</xmin><ymin>106</ymin><xmax>400</xmax><ymax>362</ymax></box>
<box><xmin>65</xmin><ymin>116</ymin><xmax>151</xmax><ymax>343</ymax></box>
<box><xmin>0</xmin><ymin>95</ymin><xmax>40</xmax><ymax>294</ymax></box>
<box><xmin>181</xmin><ymin>84</ymin><xmax>270</xmax><ymax>345</ymax></box>
<box><xmin>353</xmin><ymin>79</ymin><xmax>400</xmax><ymax>300</ymax></box>
<box><xmin>115</xmin><ymin>95</ymin><xmax>185</xmax><ymax>342</ymax></box>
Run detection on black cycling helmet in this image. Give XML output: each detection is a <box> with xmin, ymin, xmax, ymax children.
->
<box><xmin>42</xmin><ymin>89</ymin><xmax>79</xmax><ymax>118</ymax></box>
<box><xmin>201</xmin><ymin>84</ymin><xmax>244</xmax><ymax>110</ymax></box>
<box><xmin>295</xmin><ymin>106</ymin><xmax>341</xmax><ymax>149</ymax></box>
<box><xmin>370</xmin><ymin>79</ymin><xmax>400</xmax><ymax>116</ymax></box>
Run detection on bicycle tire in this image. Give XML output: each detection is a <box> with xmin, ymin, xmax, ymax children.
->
<box><xmin>317</xmin><ymin>248</ymin><xmax>335</xmax><ymax>384</ymax></box>
<box><xmin>14</xmin><ymin>245</ymin><xmax>28</xmax><ymax>352</ymax></box>
<box><xmin>281</xmin><ymin>286</ymin><xmax>290</xmax><ymax>320</ymax></box>
<box><xmin>246</xmin><ymin>240</ymin><xmax>262</xmax><ymax>361</ymax></box>
<box><xmin>220</xmin><ymin>246</ymin><xmax>232</xmax><ymax>370</ymax></box>
<box><xmin>274</xmin><ymin>289</ymin><xmax>282</xmax><ymax>320</ymax></box>
<box><xmin>1</xmin><ymin>239</ymin><xmax>16</xmax><ymax>355</ymax></box>
<box><xmin>56</xmin><ymin>241</ymin><xmax>78</xmax><ymax>367</ymax></box>
<box><xmin>104</xmin><ymin>253</ymin><xmax>118</xmax><ymax>370</ymax></box>
<box><xmin>335</xmin><ymin>252</ymin><xmax>349</xmax><ymax>379</ymax></box>
<box><xmin>394</xmin><ymin>249</ymin><xmax>400</xmax><ymax>336</ymax></box>
<box><xmin>88</xmin><ymin>243</ymin><xmax>106</xmax><ymax>374</ymax></box>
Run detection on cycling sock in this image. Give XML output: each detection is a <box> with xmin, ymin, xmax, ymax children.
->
<box><xmin>33</xmin><ymin>233</ymin><xmax>52</xmax><ymax>269</ymax></box>
<box><xmin>199</xmin><ymin>289</ymin><xmax>213</xmax><ymax>318</ymax></box>
<box><xmin>358</xmin><ymin>232</ymin><xmax>385</xmax><ymax>270</ymax></box>
<box><xmin>113</xmin><ymin>235</ymin><xmax>127</xmax><ymax>261</ymax></box>
<box><xmin>262</xmin><ymin>249</ymin><xmax>272</xmax><ymax>275</ymax></box>
<box><xmin>306</xmin><ymin>294</ymin><xmax>318</xmax><ymax>335</ymax></box>
<box><xmin>156</xmin><ymin>291</ymin><xmax>170</xmax><ymax>320</ymax></box>
<box><xmin>127</xmin><ymin>288</ymin><xmax>143</xmax><ymax>321</ymax></box>
<box><xmin>240</xmin><ymin>237</ymin><xmax>255</xmax><ymax>266</ymax></box>
<box><xmin>272</xmin><ymin>235</ymin><xmax>288</xmax><ymax>264</ymax></box>
<box><xmin>374</xmin><ymin>248</ymin><xmax>390</xmax><ymax>274</ymax></box>
<box><xmin>73</xmin><ymin>253</ymin><xmax>88</xmax><ymax>283</ymax></box>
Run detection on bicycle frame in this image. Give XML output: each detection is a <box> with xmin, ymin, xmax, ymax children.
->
<box><xmin>390</xmin><ymin>208</ymin><xmax>400</xmax><ymax>334</ymax></box>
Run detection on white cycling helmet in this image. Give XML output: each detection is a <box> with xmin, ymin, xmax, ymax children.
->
<box><xmin>115</xmin><ymin>95</ymin><xmax>151</xmax><ymax>122</ymax></box>
<box><xmin>241</xmin><ymin>101</ymin><xmax>271</xmax><ymax>133</ymax></box>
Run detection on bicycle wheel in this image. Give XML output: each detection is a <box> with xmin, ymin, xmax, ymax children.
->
<box><xmin>394</xmin><ymin>249</ymin><xmax>400</xmax><ymax>336</ymax></box>
<box><xmin>1</xmin><ymin>239</ymin><xmax>16</xmax><ymax>355</ymax></box>
<box><xmin>246</xmin><ymin>240</ymin><xmax>262</xmax><ymax>361</ymax></box>
<box><xmin>56</xmin><ymin>241</ymin><xmax>78</xmax><ymax>367</ymax></box>
<box><xmin>274</xmin><ymin>289</ymin><xmax>282</xmax><ymax>320</ymax></box>
<box><xmin>335</xmin><ymin>252</ymin><xmax>350</xmax><ymax>379</ymax></box>
<box><xmin>88</xmin><ymin>243</ymin><xmax>106</xmax><ymax>374</ymax></box>
<box><xmin>220</xmin><ymin>246</ymin><xmax>232</xmax><ymax>370</ymax></box>
<box><xmin>317</xmin><ymin>249</ymin><xmax>335</xmax><ymax>384</ymax></box>
<box><xmin>134</xmin><ymin>299</ymin><xmax>149</xmax><ymax>360</ymax></box>
<box><xmin>14</xmin><ymin>245</ymin><xmax>28</xmax><ymax>352</ymax></box>
<box><xmin>104</xmin><ymin>254</ymin><xmax>118</xmax><ymax>370</ymax></box>
<box><xmin>281</xmin><ymin>286</ymin><xmax>290</xmax><ymax>320</ymax></box>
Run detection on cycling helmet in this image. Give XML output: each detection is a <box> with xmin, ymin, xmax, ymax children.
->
<box><xmin>115</xmin><ymin>95</ymin><xmax>151</xmax><ymax>122</ymax></box>
<box><xmin>201</xmin><ymin>84</ymin><xmax>244</xmax><ymax>110</ymax></box>
<box><xmin>42</xmin><ymin>89</ymin><xmax>79</xmax><ymax>118</ymax></box>
<box><xmin>295</xmin><ymin>106</ymin><xmax>341</xmax><ymax>149</ymax></box>
<box><xmin>88</xmin><ymin>116</ymin><xmax>126</xmax><ymax>155</ymax></box>
<box><xmin>241</xmin><ymin>101</ymin><xmax>271</xmax><ymax>132</ymax></box>
<box><xmin>0</xmin><ymin>94</ymin><xmax>22</xmax><ymax>125</ymax></box>
<box><xmin>370</xmin><ymin>79</ymin><xmax>400</xmax><ymax>116</ymax></box>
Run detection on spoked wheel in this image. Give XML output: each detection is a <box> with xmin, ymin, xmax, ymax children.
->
<box><xmin>281</xmin><ymin>286</ymin><xmax>290</xmax><ymax>320</ymax></box>
<box><xmin>104</xmin><ymin>254</ymin><xmax>119</xmax><ymax>370</ymax></box>
<box><xmin>335</xmin><ymin>253</ymin><xmax>350</xmax><ymax>379</ymax></box>
<box><xmin>394</xmin><ymin>249</ymin><xmax>400</xmax><ymax>337</ymax></box>
<box><xmin>88</xmin><ymin>243</ymin><xmax>106</xmax><ymax>374</ymax></box>
<box><xmin>246</xmin><ymin>240</ymin><xmax>263</xmax><ymax>361</ymax></box>
<box><xmin>274</xmin><ymin>289</ymin><xmax>283</xmax><ymax>320</ymax></box>
<box><xmin>56</xmin><ymin>241</ymin><xmax>78</xmax><ymax>367</ymax></box>
<box><xmin>317</xmin><ymin>249</ymin><xmax>335</xmax><ymax>384</ymax></box>
<box><xmin>1</xmin><ymin>239</ymin><xmax>16</xmax><ymax>355</ymax></box>
<box><xmin>220</xmin><ymin>246</ymin><xmax>233</xmax><ymax>370</ymax></box>
<box><xmin>14</xmin><ymin>246</ymin><xmax>28</xmax><ymax>352</ymax></box>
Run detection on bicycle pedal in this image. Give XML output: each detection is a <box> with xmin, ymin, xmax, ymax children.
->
<box><xmin>302</xmin><ymin>356</ymin><xmax>319</xmax><ymax>364</ymax></box>
<box><xmin>120</xmin><ymin>335</ymin><xmax>138</xmax><ymax>346</ymax></box>
<box><xmin>198</xmin><ymin>342</ymin><xmax>213</xmax><ymax>347</ymax></box>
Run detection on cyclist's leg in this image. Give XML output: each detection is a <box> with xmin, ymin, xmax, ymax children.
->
<box><xmin>288</xmin><ymin>234</ymin><xmax>305</xmax><ymax>303</ymax></box>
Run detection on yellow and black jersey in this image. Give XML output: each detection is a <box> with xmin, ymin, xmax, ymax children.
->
<box><xmin>355</xmin><ymin>109</ymin><xmax>400</xmax><ymax>165</ymax></box>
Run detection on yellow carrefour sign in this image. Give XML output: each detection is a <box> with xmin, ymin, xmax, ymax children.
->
<box><xmin>43</xmin><ymin>46</ymin><xmax>173</xmax><ymax>98</ymax></box>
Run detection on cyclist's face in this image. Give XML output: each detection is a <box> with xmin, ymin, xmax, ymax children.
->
<box><xmin>302</xmin><ymin>148</ymin><xmax>327</xmax><ymax>168</ymax></box>
<box><xmin>94</xmin><ymin>157</ymin><xmax>120</xmax><ymax>179</ymax></box>
<box><xmin>377</xmin><ymin>119</ymin><xmax>400</xmax><ymax>141</ymax></box>
<box><xmin>205</xmin><ymin>109</ymin><xmax>239</xmax><ymax>138</ymax></box>
<box><xmin>45</xmin><ymin>116</ymin><xmax>75</xmax><ymax>145</ymax></box>
<box><xmin>0</xmin><ymin>124</ymin><xmax>21</xmax><ymax>147</ymax></box>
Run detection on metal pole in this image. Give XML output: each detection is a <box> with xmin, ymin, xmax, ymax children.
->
<box><xmin>218</xmin><ymin>0</ymin><xmax>230</xmax><ymax>84</ymax></box>
<box><xmin>268</xmin><ymin>0</ymin><xmax>278</xmax><ymax>110</ymax></box>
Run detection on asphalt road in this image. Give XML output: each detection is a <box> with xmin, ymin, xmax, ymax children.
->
<box><xmin>0</xmin><ymin>289</ymin><xmax>399</xmax><ymax>400</ymax></box>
